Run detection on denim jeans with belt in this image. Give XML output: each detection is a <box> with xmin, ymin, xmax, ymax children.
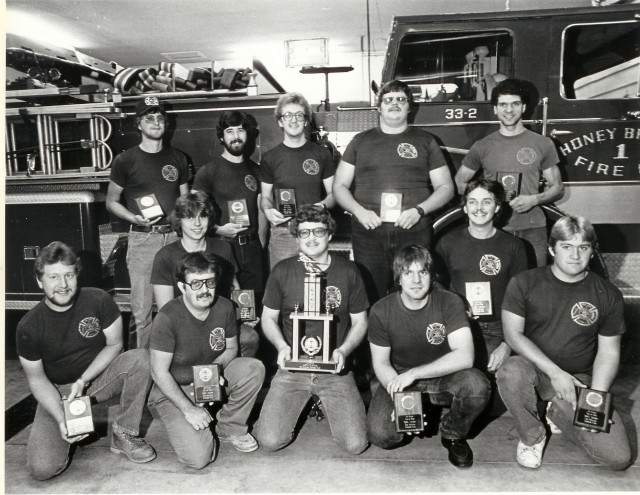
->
<box><xmin>148</xmin><ymin>357</ymin><xmax>265</xmax><ymax>469</ymax></box>
<box><xmin>27</xmin><ymin>349</ymin><xmax>152</xmax><ymax>480</ymax></box>
<box><xmin>268</xmin><ymin>223</ymin><xmax>299</xmax><ymax>269</ymax></box>
<box><xmin>126</xmin><ymin>231</ymin><xmax>177</xmax><ymax>349</ymax></box>
<box><xmin>496</xmin><ymin>355</ymin><xmax>632</xmax><ymax>470</ymax></box>
<box><xmin>351</xmin><ymin>220</ymin><xmax>433</xmax><ymax>303</ymax></box>
<box><xmin>367</xmin><ymin>368</ymin><xmax>490</xmax><ymax>448</ymax></box>
<box><xmin>254</xmin><ymin>369</ymin><xmax>368</xmax><ymax>455</ymax></box>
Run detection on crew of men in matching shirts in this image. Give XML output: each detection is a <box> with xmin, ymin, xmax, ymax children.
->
<box><xmin>17</xmin><ymin>80</ymin><xmax>632</xmax><ymax>480</ymax></box>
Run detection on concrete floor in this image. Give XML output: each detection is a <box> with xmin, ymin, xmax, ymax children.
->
<box><xmin>5</xmin><ymin>356</ymin><xmax>640</xmax><ymax>493</ymax></box>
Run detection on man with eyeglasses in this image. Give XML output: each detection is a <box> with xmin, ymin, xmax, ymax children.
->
<box><xmin>333</xmin><ymin>79</ymin><xmax>455</xmax><ymax>303</ymax></box>
<box><xmin>16</xmin><ymin>242</ymin><xmax>156</xmax><ymax>480</ymax></box>
<box><xmin>455</xmin><ymin>78</ymin><xmax>564</xmax><ymax>267</ymax></box>
<box><xmin>259</xmin><ymin>92</ymin><xmax>336</xmax><ymax>269</ymax></box>
<box><xmin>367</xmin><ymin>245</ymin><xmax>490</xmax><ymax>469</ymax></box>
<box><xmin>107</xmin><ymin>97</ymin><xmax>191</xmax><ymax>349</ymax></box>
<box><xmin>255</xmin><ymin>205</ymin><xmax>369</xmax><ymax>454</ymax></box>
<box><xmin>149</xmin><ymin>252</ymin><xmax>265</xmax><ymax>467</ymax></box>
<box><xmin>150</xmin><ymin>192</ymin><xmax>261</xmax><ymax>357</ymax></box>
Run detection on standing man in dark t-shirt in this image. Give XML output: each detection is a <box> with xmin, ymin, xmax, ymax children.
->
<box><xmin>16</xmin><ymin>242</ymin><xmax>155</xmax><ymax>481</ymax></box>
<box><xmin>193</xmin><ymin>110</ymin><xmax>266</xmax><ymax>297</ymax></box>
<box><xmin>260</xmin><ymin>92</ymin><xmax>336</xmax><ymax>268</ymax></box>
<box><xmin>497</xmin><ymin>215</ymin><xmax>631</xmax><ymax>470</ymax></box>
<box><xmin>333</xmin><ymin>80</ymin><xmax>454</xmax><ymax>303</ymax></box>
<box><xmin>435</xmin><ymin>179</ymin><xmax>527</xmax><ymax>372</ymax></box>
<box><xmin>149</xmin><ymin>252</ymin><xmax>265</xmax><ymax>468</ymax></box>
<box><xmin>254</xmin><ymin>206</ymin><xmax>369</xmax><ymax>454</ymax></box>
<box><xmin>367</xmin><ymin>245</ymin><xmax>490</xmax><ymax>469</ymax></box>
<box><xmin>107</xmin><ymin>96</ymin><xmax>191</xmax><ymax>349</ymax></box>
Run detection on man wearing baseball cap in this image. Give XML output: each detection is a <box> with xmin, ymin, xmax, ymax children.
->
<box><xmin>107</xmin><ymin>96</ymin><xmax>192</xmax><ymax>349</ymax></box>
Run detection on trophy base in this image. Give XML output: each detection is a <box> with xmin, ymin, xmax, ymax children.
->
<box><xmin>283</xmin><ymin>358</ymin><xmax>338</xmax><ymax>373</ymax></box>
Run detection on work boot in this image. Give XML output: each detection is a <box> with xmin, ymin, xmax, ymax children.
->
<box><xmin>441</xmin><ymin>437</ymin><xmax>473</xmax><ymax>468</ymax></box>
<box><xmin>110</xmin><ymin>426</ymin><xmax>156</xmax><ymax>463</ymax></box>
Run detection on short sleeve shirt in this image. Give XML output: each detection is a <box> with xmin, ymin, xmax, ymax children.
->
<box><xmin>16</xmin><ymin>288</ymin><xmax>120</xmax><ymax>385</ymax></box>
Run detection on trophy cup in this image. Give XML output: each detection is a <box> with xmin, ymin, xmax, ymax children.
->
<box><xmin>192</xmin><ymin>363</ymin><xmax>223</xmax><ymax>403</ymax></box>
<box><xmin>573</xmin><ymin>387</ymin><xmax>612</xmax><ymax>433</ymax></box>
<box><xmin>62</xmin><ymin>396</ymin><xmax>94</xmax><ymax>437</ymax></box>
<box><xmin>394</xmin><ymin>391</ymin><xmax>425</xmax><ymax>433</ymax></box>
<box><xmin>283</xmin><ymin>271</ymin><xmax>338</xmax><ymax>373</ymax></box>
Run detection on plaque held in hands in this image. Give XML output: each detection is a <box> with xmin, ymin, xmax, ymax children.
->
<box><xmin>394</xmin><ymin>391</ymin><xmax>425</xmax><ymax>433</ymax></box>
<box><xmin>135</xmin><ymin>193</ymin><xmax>164</xmax><ymax>220</ymax></box>
<box><xmin>192</xmin><ymin>363</ymin><xmax>223</xmax><ymax>403</ymax></box>
<box><xmin>231</xmin><ymin>289</ymin><xmax>256</xmax><ymax>321</ymax></box>
<box><xmin>380</xmin><ymin>192</ymin><xmax>402</xmax><ymax>223</ymax></box>
<box><xmin>275</xmin><ymin>188</ymin><xmax>297</xmax><ymax>217</ymax></box>
<box><xmin>228</xmin><ymin>199</ymin><xmax>250</xmax><ymax>226</ymax></box>
<box><xmin>62</xmin><ymin>396</ymin><xmax>94</xmax><ymax>437</ymax></box>
<box><xmin>496</xmin><ymin>172</ymin><xmax>521</xmax><ymax>202</ymax></box>
<box><xmin>573</xmin><ymin>387</ymin><xmax>612</xmax><ymax>433</ymax></box>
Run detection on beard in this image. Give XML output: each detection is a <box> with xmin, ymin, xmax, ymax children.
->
<box><xmin>224</xmin><ymin>140</ymin><xmax>245</xmax><ymax>157</ymax></box>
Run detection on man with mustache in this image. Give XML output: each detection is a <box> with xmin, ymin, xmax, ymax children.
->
<box><xmin>149</xmin><ymin>252</ymin><xmax>265</xmax><ymax>468</ymax></box>
<box><xmin>333</xmin><ymin>80</ymin><xmax>454</xmax><ymax>303</ymax></box>
<box><xmin>16</xmin><ymin>242</ymin><xmax>156</xmax><ymax>480</ymax></box>
<box><xmin>193</xmin><ymin>111</ymin><xmax>266</xmax><ymax>302</ymax></box>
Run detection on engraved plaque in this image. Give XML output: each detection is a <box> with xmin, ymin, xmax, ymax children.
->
<box><xmin>62</xmin><ymin>396</ymin><xmax>94</xmax><ymax>437</ymax></box>
<box><xmin>231</xmin><ymin>289</ymin><xmax>256</xmax><ymax>321</ymax></box>
<box><xmin>465</xmin><ymin>281</ymin><xmax>493</xmax><ymax>316</ymax></box>
<box><xmin>135</xmin><ymin>193</ymin><xmax>164</xmax><ymax>220</ymax></box>
<box><xmin>496</xmin><ymin>172</ymin><xmax>521</xmax><ymax>202</ymax></box>
<box><xmin>228</xmin><ymin>199</ymin><xmax>250</xmax><ymax>227</ymax></box>
<box><xmin>573</xmin><ymin>387</ymin><xmax>612</xmax><ymax>433</ymax></box>
<box><xmin>275</xmin><ymin>188</ymin><xmax>297</xmax><ymax>217</ymax></box>
<box><xmin>192</xmin><ymin>364</ymin><xmax>223</xmax><ymax>403</ymax></box>
<box><xmin>394</xmin><ymin>391</ymin><xmax>425</xmax><ymax>433</ymax></box>
<box><xmin>380</xmin><ymin>192</ymin><xmax>403</xmax><ymax>223</ymax></box>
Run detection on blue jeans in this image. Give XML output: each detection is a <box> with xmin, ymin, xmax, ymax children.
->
<box><xmin>27</xmin><ymin>349</ymin><xmax>152</xmax><ymax>480</ymax></box>
<box><xmin>367</xmin><ymin>368</ymin><xmax>490</xmax><ymax>448</ymax></box>
<box><xmin>148</xmin><ymin>357</ymin><xmax>265</xmax><ymax>469</ymax></box>
<box><xmin>254</xmin><ymin>369</ymin><xmax>368</xmax><ymax>454</ymax></box>
<box><xmin>351</xmin><ymin>220</ymin><xmax>433</xmax><ymax>303</ymax></box>
<box><xmin>505</xmin><ymin>226</ymin><xmax>547</xmax><ymax>268</ymax></box>
<box><xmin>268</xmin><ymin>223</ymin><xmax>299</xmax><ymax>269</ymax></box>
<box><xmin>471</xmin><ymin>320</ymin><xmax>504</xmax><ymax>370</ymax></box>
<box><xmin>496</xmin><ymin>356</ymin><xmax>632</xmax><ymax>470</ymax></box>
<box><xmin>227</xmin><ymin>238</ymin><xmax>265</xmax><ymax>294</ymax></box>
<box><xmin>126</xmin><ymin>231</ymin><xmax>177</xmax><ymax>349</ymax></box>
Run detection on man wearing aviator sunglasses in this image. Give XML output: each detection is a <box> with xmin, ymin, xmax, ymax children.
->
<box><xmin>150</xmin><ymin>252</ymin><xmax>265</xmax><ymax>466</ymax></box>
<box><xmin>260</xmin><ymin>92</ymin><xmax>336</xmax><ymax>269</ymax></box>
<box><xmin>107</xmin><ymin>96</ymin><xmax>191</xmax><ymax>350</ymax></box>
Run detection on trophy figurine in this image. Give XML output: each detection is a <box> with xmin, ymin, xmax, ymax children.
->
<box><xmin>283</xmin><ymin>266</ymin><xmax>338</xmax><ymax>373</ymax></box>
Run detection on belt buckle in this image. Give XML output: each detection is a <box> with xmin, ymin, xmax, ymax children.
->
<box><xmin>237</xmin><ymin>234</ymin><xmax>248</xmax><ymax>246</ymax></box>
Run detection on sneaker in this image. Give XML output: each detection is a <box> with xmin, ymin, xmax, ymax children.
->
<box><xmin>441</xmin><ymin>437</ymin><xmax>473</xmax><ymax>469</ymax></box>
<box><xmin>546</xmin><ymin>402</ymin><xmax>562</xmax><ymax>434</ymax></box>
<box><xmin>215</xmin><ymin>426</ymin><xmax>259</xmax><ymax>453</ymax></box>
<box><xmin>516</xmin><ymin>435</ymin><xmax>546</xmax><ymax>469</ymax></box>
<box><xmin>110</xmin><ymin>427</ymin><xmax>156</xmax><ymax>463</ymax></box>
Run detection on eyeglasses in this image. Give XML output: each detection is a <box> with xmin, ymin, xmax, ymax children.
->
<box><xmin>142</xmin><ymin>114</ymin><xmax>166</xmax><ymax>124</ymax></box>
<box><xmin>184</xmin><ymin>277</ymin><xmax>217</xmax><ymax>290</ymax></box>
<box><xmin>297</xmin><ymin>228</ymin><xmax>329</xmax><ymax>239</ymax></box>
<box><xmin>381</xmin><ymin>96</ymin><xmax>408</xmax><ymax>105</ymax></box>
<box><xmin>281</xmin><ymin>112</ymin><xmax>306</xmax><ymax>122</ymax></box>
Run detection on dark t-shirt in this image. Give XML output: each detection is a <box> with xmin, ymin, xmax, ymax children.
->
<box><xmin>368</xmin><ymin>289</ymin><xmax>469</xmax><ymax>373</ymax></box>
<box><xmin>150</xmin><ymin>295</ymin><xmax>238</xmax><ymax>385</ymax></box>
<box><xmin>193</xmin><ymin>156</ymin><xmax>260</xmax><ymax>235</ymax></box>
<box><xmin>110</xmin><ymin>146</ymin><xmax>191</xmax><ymax>225</ymax></box>
<box><xmin>342</xmin><ymin>127</ymin><xmax>448</xmax><ymax>225</ymax></box>
<box><xmin>502</xmin><ymin>267</ymin><xmax>626</xmax><ymax>374</ymax></box>
<box><xmin>263</xmin><ymin>255</ymin><xmax>369</xmax><ymax>347</ymax></box>
<box><xmin>150</xmin><ymin>238</ymin><xmax>238</xmax><ymax>298</ymax></box>
<box><xmin>16</xmin><ymin>288</ymin><xmax>120</xmax><ymax>385</ymax></box>
<box><xmin>259</xmin><ymin>141</ymin><xmax>335</xmax><ymax>207</ymax></box>
<box><xmin>435</xmin><ymin>227</ymin><xmax>527</xmax><ymax>322</ymax></box>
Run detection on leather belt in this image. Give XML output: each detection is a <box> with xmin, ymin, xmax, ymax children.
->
<box><xmin>130</xmin><ymin>224</ymin><xmax>173</xmax><ymax>234</ymax></box>
<box><xmin>218</xmin><ymin>232</ymin><xmax>259</xmax><ymax>245</ymax></box>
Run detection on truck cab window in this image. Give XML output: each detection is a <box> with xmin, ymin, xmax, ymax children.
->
<box><xmin>392</xmin><ymin>30</ymin><xmax>513</xmax><ymax>103</ymax></box>
<box><xmin>562</xmin><ymin>21</ymin><xmax>639</xmax><ymax>100</ymax></box>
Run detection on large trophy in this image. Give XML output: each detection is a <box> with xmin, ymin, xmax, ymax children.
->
<box><xmin>283</xmin><ymin>255</ymin><xmax>338</xmax><ymax>373</ymax></box>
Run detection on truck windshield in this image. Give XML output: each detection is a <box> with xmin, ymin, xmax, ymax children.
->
<box><xmin>392</xmin><ymin>30</ymin><xmax>513</xmax><ymax>103</ymax></box>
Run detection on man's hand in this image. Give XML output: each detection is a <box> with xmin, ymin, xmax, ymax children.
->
<box><xmin>183</xmin><ymin>404</ymin><xmax>213</xmax><ymax>431</ymax></box>
<box><xmin>331</xmin><ymin>349</ymin><xmax>346</xmax><ymax>374</ymax></box>
<box><xmin>549</xmin><ymin>370</ymin><xmax>585</xmax><ymax>410</ymax></box>
<box><xmin>487</xmin><ymin>342</ymin><xmax>511</xmax><ymax>373</ymax></box>
<box><xmin>355</xmin><ymin>209</ymin><xmax>382</xmax><ymax>230</ymax></box>
<box><xmin>132</xmin><ymin>214</ymin><xmax>162</xmax><ymax>227</ymax></box>
<box><xmin>265</xmin><ymin>208</ymin><xmax>289</xmax><ymax>227</ymax></box>
<box><xmin>386</xmin><ymin>371</ymin><xmax>415</xmax><ymax>395</ymax></box>
<box><xmin>58</xmin><ymin>421</ymin><xmax>89</xmax><ymax>444</ymax></box>
<box><xmin>395</xmin><ymin>208</ymin><xmax>421</xmax><ymax>230</ymax></box>
<box><xmin>216</xmin><ymin>222</ymin><xmax>248</xmax><ymax>238</ymax></box>
<box><xmin>509</xmin><ymin>195</ymin><xmax>538</xmax><ymax>214</ymax></box>
<box><xmin>276</xmin><ymin>345</ymin><xmax>292</xmax><ymax>369</ymax></box>
<box><xmin>67</xmin><ymin>379</ymin><xmax>87</xmax><ymax>402</ymax></box>
<box><xmin>244</xmin><ymin>317</ymin><xmax>260</xmax><ymax>328</ymax></box>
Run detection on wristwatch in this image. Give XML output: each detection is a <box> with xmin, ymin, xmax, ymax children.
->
<box><xmin>414</xmin><ymin>205</ymin><xmax>426</xmax><ymax>217</ymax></box>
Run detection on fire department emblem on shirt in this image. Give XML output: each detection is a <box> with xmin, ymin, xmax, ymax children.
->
<box><xmin>162</xmin><ymin>164</ymin><xmax>178</xmax><ymax>182</ymax></box>
<box><xmin>516</xmin><ymin>148</ymin><xmax>537</xmax><ymax>166</ymax></box>
<box><xmin>571</xmin><ymin>302</ymin><xmax>598</xmax><ymax>326</ymax></box>
<box><xmin>397</xmin><ymin>143</ymin><xmax>418</xmax><ymax>159</ymax></box>
<box><xmin>426</xmin><ymin>323</ymin><xmax>446</xmax><ymax>345</ymax></box>
<box><xmin>245</xmin><ymin>174</ymin><xmax>258</xmax><ymax>191</ymax></box>
<box><xmin>144</xmin><ymin>96</ymin><xmax>160</xmax><ymax>106</ymax></box>
<box><xmin>78</xmin><ymin>317</ymin><xmax>101</xmax><ymax>338</ymax></box>
<box><xmin>209</xmin><ymin>327</ymin><xmax>225</xmax><ymax>350</ymax></box>
<box><xmin>479</xmin><ymin>254</ymin><xmax>501</xmax><ymax>275</ymax></box>
<box><xmin>302</xmin><ymin>159</ymin><xmax>320</xmax><ymax>175</ymax></box>
<box><xmin>324</xmin><ymin>286</ymin><xmax>342</xmax><ymax>310</ymax></box>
